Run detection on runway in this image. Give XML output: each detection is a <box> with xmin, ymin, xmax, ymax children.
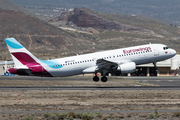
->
<box><xmin>121</xmin><ymin>76</ymin><xmax>180</xmax><ymax>86</ymax></box>
<box><xmin>0</xmin><ymin>86</ymin><xmax>180</xmax><ymax>90</ymax></box>
<box><xmin>0</xmin><ymin>76</ymin><xmax>85</xmax><ymax>81</ymax></box>
<box><xmin>0</xmin><ymin>76</ymin><xmax>180</xmax><ymax>90</ymax></box>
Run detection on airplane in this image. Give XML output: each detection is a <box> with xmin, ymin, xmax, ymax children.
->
<box><xmin>5</xmin><ymin>38</ymin><xmax>176</xmax><ymax>82</ymax></box>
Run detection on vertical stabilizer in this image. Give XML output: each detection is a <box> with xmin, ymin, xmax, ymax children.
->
<box><xmin>4</xmin><ymin>38</ymin><xmax>52</xmax><ymax>77</ymax></box>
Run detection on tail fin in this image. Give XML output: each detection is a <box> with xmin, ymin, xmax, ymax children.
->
<box><xmin>5</xmin><ymin>38</ymin><xmax>53</xmax><ymax>77</ymax></box>
<box><xmin>5</xmin><ymin>38</ymin><xmax>39</xmax><ymax>67</ymax></box>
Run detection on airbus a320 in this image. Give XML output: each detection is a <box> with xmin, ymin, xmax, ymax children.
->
<box><xmin>5</xmin><ymin>38</ymin><xmax>176</xmax><ymax>82</ymax></box>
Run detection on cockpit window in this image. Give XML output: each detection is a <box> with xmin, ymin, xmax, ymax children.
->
<box><xmin>163</xmin><ymin>46</ymin><xmax>169</xmax><ymax>50</ymax></box>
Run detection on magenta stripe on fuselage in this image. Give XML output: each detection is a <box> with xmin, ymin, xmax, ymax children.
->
<box><xmin>12</xmin><ymin>52</ymin><xmax>53</xmax><ymax>77</ymax></box>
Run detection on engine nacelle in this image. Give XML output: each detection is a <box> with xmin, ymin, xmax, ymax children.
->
<box><xmin>117</xmin><ymin>62</ymin><xmax>136</xmax><ymax>73</ymax></box>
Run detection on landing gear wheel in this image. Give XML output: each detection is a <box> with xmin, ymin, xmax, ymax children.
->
<box><xmin>101</xmin><ymin>76</ymin><xmax>108</xmax><ymax>82</ymax></box>
<box><xmin>93</xmin><ymin>76</ymin><xmax>99</xmax><ymax>82</ymax></box>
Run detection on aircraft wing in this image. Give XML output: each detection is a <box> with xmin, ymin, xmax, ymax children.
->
<box><xmin>96</xmin><ymin>59</ymin><xmax>118</xmax><ymax>71</ymax></box>
<box><xmin>96</xmin><ymin>59</ymin><xmax>132</xmax><ymax>72</ymax></box>
<box><xmin>83</xmin><ymin>59</ymin><xmax>119</xmax><ymax>73</ymax></box>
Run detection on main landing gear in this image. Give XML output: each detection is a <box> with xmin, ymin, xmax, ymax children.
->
<box><xmin>101</xmin><ymin>76</ymin><xmax>107</xmax><ymax>82</ymax></box>
<box><xmin>93</xmin><ymin>73</ymin><xmax>108</xmax><ymax>82</ymax></box>
<box><xmin>93</xmin><ymin>75</ymin><xmax>99</xmax><ymax>82</ymax></box>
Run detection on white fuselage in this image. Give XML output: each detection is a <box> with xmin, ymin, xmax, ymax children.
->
<box><xmin>40</xmin><ymin>44</ymin><xmax>176</xmax><ymax>77</ymax></box>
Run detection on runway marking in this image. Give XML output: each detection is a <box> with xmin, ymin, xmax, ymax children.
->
<box><xmin>168</xmin><ymin>80</ymin><xmax>174</xmax><ymax>82</ymax></box>
<box><xmin>137</xmin><ymin>80</ymin><xmax>178</xmax><ymax>82</ymax></box>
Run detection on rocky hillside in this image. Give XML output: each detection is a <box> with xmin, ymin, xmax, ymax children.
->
<box><xmin>49</xmin><ymin>8</ymin><xmax>180</xmax><ymax>52</ymax></box>
<box><xmin>0</xmin><ymin>0</ymin><xmax>37</xmax><ymax>17</ymax></box>
<box><xmin>1</xmin><ymin>7</ymin><xmax>180</xmax><ymax>61</ymax></box>
<box><xmin>49</xmin><ymin>8</ymin><xmax>142</xmax><ymax>32</ymax></box>
<box><xmin>0</xmin><ymin>9</ymin><xmax>93</xmax><ymax>60</ymax></box>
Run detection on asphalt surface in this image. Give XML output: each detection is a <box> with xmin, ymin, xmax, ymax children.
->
<box><xmin>0</xmin><ymin>76</ymin><xmax>85</xmax><ymax>80</ymax></box>
<box><xmin>0</xmin><ymin>86</ymin><xmax>180</xmax><ymax>90</ymax></box>
<box><xmin>121</xmin><ymin>76</ymin><xmax>180</xmax><ymax>86</ymax></box>
<box><xmin>0</xmin><ymin>76</ymin><xmax>180</xmax><ymax>90</ymax></box>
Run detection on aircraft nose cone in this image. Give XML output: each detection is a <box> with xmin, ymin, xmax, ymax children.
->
<box><xmin>171</xmin><ymin>49</ymin><xmax>176</xmax><ymax>56</ymax></box>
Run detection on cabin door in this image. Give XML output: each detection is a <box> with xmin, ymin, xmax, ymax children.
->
<box><xmin>154</xmin><ymin>45</ymin><xmax>159</xmax><ymax>56</ymax></box>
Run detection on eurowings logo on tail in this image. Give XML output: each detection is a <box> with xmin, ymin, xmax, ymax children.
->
<box><xmin>4</xmin><ymin>38</ymin><xmax>63</xmax><ymax>77</ymax></box>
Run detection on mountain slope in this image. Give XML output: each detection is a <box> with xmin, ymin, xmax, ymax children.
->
<box><xmin>0</xmin><ymin>0</ymin><xmax>37</xmax><ymax>17</ymax></box>
<box><xmin>1</xmin><ymin>7</ymin><xmax>180</xmax><ymax>61</ymax></box>
<box><xmin>49</xmin><ymin>8</ymin><xmax>180</xmax><ymax>53</ymax></box>
<box><xmin>49</xmin><ymin>8</ymin><xmax>142</xmax><ymax>32</ymax></box>
<box><xmin>0</xmin><ymin>9</ymin><xmax>93</xmax><ymax>60</ymax></box>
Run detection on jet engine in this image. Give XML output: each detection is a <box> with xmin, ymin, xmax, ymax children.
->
<box><xmin>117</xmin><ymin>62</ymin><xmax>136</xmax><ymax>73</ymax></box>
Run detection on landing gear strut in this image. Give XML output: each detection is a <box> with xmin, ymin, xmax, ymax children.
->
<box><xmin>153</xmin><ymin>62</ymin><xmax>158</xmax><ymax>72</ymax></box>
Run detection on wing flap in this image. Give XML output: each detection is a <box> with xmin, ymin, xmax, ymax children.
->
<box><xmin>96</xmin><ymin>59</ymin><xmax>117</xmax><ymax>70</ymax></box>
<box><xmin>96</xmin><ymin>59</ymin><xmax>132</xmax><ymax>72</ymax></box>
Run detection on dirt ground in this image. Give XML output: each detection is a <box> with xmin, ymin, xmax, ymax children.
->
<box><xmin>0</xmin><ymin>76</ymin><xmax>180</xmax><ymax>120</ymax></box>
